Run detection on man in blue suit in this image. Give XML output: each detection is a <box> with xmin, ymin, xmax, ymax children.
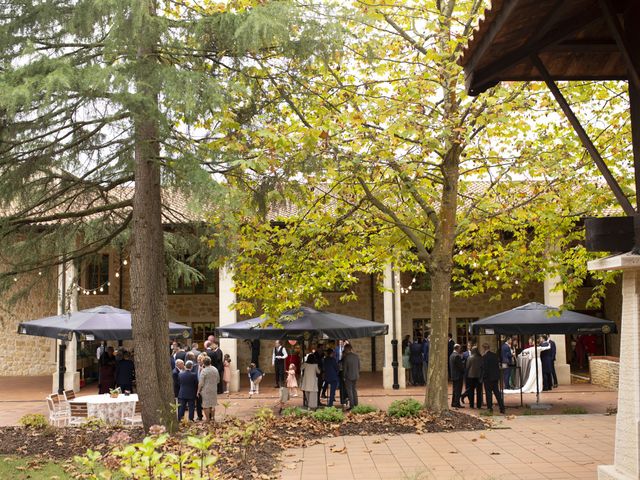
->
<box><xmin>500</xmin><ymin>338</ymin><xmax>513</xmax><ymax>389</ymax></box>
<box><xmin>178</xmin><ymin>360</ymin><xmax>199</xmax><ymax>422</ymax></box>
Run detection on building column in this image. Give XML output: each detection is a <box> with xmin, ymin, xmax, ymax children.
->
<box><xmin>543</xmin><ymin>276</ymin><xmax>571</xmax><ymax>385</ymax></box>
<box><xmin>383</xmin><ymin>264</ymin><xmax>405</xmax><ymax>389</ymax></box>
<box><xmin>52</xmin><ymin>261</ymin><xmax>80</xmax><ymax>393</ymax></box>
<box><xmin>218</xmin><ymin>266</ymin><xmax>240</xmax><ymax>392</ymax></box>
<box><xmin>589</xmin><ymin>255</ymin><xmax>640</xmax><ymax>480</ymax></box>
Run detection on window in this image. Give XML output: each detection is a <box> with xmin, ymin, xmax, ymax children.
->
<box><xmin>85</xmin><ymin>254</ymin><xmax>109</xmax><ymax>294</ymax></box>
<box><xmin>455</xmin><ymin>317</ymin><xmax>478</xmax><ymax>350</ymax></box>
<box><xmin>191</xmin><ymin>322</ymin><xmax>216</xmax><ymax>343</ymax></box>
<box><xmin>412</xmin><ymin>318</ymin><xmax>431</xmax><ymax>339</ymax></box>
<box><xmin>170</xmin><ymin>261</ymin><xmax>217</xmax><ymax>295</ymax></box>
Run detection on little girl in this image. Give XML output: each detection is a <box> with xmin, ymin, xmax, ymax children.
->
<box><xmin>223</xmin><ymin>354</ymin><xmax>231</xmax><ymax>394</ymax></box>
<box><xmin>286</xmin><ymin>363</ymin><xmax>298</xmax><ymax>397</ymax></box>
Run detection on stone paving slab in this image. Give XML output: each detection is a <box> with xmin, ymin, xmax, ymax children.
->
<box><xmin>279</xmin><ymin>415</ymin><xmax>615</xmax><ymax>480</ymax></box>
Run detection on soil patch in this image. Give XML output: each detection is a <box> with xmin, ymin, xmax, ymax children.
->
<box><xmin>0</xmin><ymin>409</ymin><xmax>487</xmax><ymax>479</ymax></box>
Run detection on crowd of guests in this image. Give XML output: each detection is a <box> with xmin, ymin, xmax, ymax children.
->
<box><xmin>105</xmin><ymin>331</ymin><xmax>570</xmax><ymax>422</ymax></box>
<box><xmin>170</xmin><ymin>336</ymin><xmax>362</xmax><ymax>421</ymax></box>
<box><xmin>268</xmin><ymin>339</ymin><xmax>361</xmax><ymax>414</ymax></box>
<box><xmin>171</xmin><ymin>336</ymin><xmax>231</xmax><ymax>422</ymax></box>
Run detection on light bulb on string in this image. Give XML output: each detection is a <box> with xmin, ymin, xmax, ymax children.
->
<box><xmin>123</xmin><ymin>259</ymin><xmax>128</xmax><ymax>266</ymax></box>
<box><xmin>115</xmin><ymin>272</ymin><xmax>120</xmax><ymax>278</ymax></box>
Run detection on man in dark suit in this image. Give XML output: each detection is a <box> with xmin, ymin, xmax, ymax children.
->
<box><xmin>410</xmin><ymin>339</ymin><xmax>425</xmax><ymax>386</ymax></box>
<box><xmin>178</xmin><ymin>360</ymin><xmax>198</xmax><ymax>421</ymax></box>
<box><xmin>540</xmin><ymin>335</ymin><xmax>554</xmax><ymax>391</ymax></box>
<box><xmin>272</xmin><ymin>340</ymin><xmax>288</xmax><ymax>388</ymax></box>
<box><xmin>172</xmin><ymin>359</ymin><xmax>184</xmax><ymax>399</ymax></box>
<box><xmin>115</xmin><ymin>351</ymin><xmax>135</xmax><ymax>393</ymax></box>
<box><xmin>207</xmin><ymin>341</ymin><xmax>224</xmax><ymax>394</ymax></box>
<box><xmin>449</xmin><ymin>344</ymin><xmax>465</xmax><ymax>408</ymax></box>
<box><xmin>481</xmin><ymin>343</ymin><xmax>505</xmax><ymax>414</ymax></box>
<box><xmin>548</xmin><ymin>336</ymin><xmax>558</xmax><ymax>388</ymax></box>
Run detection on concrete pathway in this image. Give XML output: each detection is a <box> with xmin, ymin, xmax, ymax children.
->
<box><xmin>279</xmin><ymin>414</ymin><xmax>615</xmax><ymax>480</ymax></box>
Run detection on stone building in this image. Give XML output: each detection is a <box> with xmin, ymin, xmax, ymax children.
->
<box><xmin>1</xmin><ymin>245</ymin><xmax>621</xmax><ymax>393</ymax></box>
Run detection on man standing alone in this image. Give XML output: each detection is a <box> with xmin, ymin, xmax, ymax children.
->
<box><xmin>342</xmin><ymin>344</ymin><xmax>360</xmax><ymax>410</ymax></box>
<box><xmin>449</xmin><ymin>344</ymin><xmax>465</xmax><ymax>408</ymax></box>
<box><xmin>272</xmin><ymin>340</ymin><xmax>288</xmax><ymax>388</ymax></box>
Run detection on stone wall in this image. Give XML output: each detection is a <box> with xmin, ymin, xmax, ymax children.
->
<box><xmin>0</xmin><ymin>269</ymin><xmax>58</xmax><ymax>375</ymax></box>
<box><xmin>589</xmin><ymin>356</ymin><xmax>619</xmax><ymax>390</ymax></box>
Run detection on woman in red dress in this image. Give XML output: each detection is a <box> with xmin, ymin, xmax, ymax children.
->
<box><xmin>98</xmin><ymin>346</ymin><xmax>117</xmax><ymax>394</ymax></box>
<box><xmin>285</xmin><ymin>343</ymin><xmax>301</xmax><ymax>377</ymax></box>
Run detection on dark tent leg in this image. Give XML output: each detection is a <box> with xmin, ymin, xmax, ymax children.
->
<box><xmin>58</xmin><ymin>342</ymin><xmax>66</xmax><ymax>395</ymax></box>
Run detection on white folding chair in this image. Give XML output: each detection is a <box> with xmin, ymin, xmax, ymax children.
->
<box><xmin>46</xmin><ymin>395</ymin><xmax>69</xmax><ymax>426</ymax></box>
<box><xmin>68</xmin><ymin>402</ymin><xmax>89</xmax><ymax>426</ymax></box>
<box><xmin>124</xmin><ymin>402</ymin><xmax>142</xmax><ymax>426</ymax></box>
<box><xmin>63</xmin><ymin>389</ymin><xmax>76</xmax><ymax>401</ymax></box>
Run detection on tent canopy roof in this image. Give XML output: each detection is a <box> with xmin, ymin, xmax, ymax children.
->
<box><xmin>217</xmin><ymin>306</ymin><xmax>388</xmax><ymax>340</ymax></box>
<box><xmin>18</xmin><ymin>305</ymin><xmax>192</xmax><ymax>341</ymax></box>
<box><xmin>459</xmin><ymin>0</ymin><xmax>632</xmax><ymax>95</ymax></box>
<box><xmin>470</xmin><ymin>302</ymin><xmax>618</xmax><ymax>335</ymax></box>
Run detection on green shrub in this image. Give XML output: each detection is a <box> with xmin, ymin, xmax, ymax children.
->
<box><xmin>311</xmin><ymin>406</ymin><xmax>345</xmax><ymax>423</ymax></box>
<box><xmin>562</xmin><ymin>406</ymin><xmax>587</xmax><ymax>415</ymax></box>
<box><xmin>350</xmin><ymin>404</ymin><xmax>377</xmax><ymax>415</ymax></box>
<box><xmin>388</xmin><ymin>398</ymin><xmax>422</xmax><ymax>418</ymax></box>
<box><xmin>19</xmin><ymin>413</ymin><xmax>48</xmax><ymax>429</ymax></box>
<box><xmin>282</xmin><ymin>406</ymin><xmax>311</xmax><ymax>417</ymax></box>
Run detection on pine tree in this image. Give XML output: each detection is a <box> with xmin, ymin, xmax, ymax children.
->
<box><xmin>0</xmin><ymin>0</ymin><xmax>340</xmax><ymax>430</ymax></box>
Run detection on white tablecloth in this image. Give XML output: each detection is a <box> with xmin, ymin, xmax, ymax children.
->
<box><xmin>70</xmin><ymin>394</ymin><xmax>138</xmax><ymax>423</ymax></box>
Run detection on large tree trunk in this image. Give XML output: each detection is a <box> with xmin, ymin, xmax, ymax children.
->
<box><xmin>130</xmin><ymin>0</ymin><xmax>177</xmax><ymax>432</ymax></box>
<box><xmin>425</xmin><ymin>146</ymin><xmax>461</xmax><ymax>412</ymax></box>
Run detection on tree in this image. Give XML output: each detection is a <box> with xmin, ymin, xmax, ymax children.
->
<box><xmin>213</xmin><ymin>0</ymin><xmax>629</xmax><ymax>412</ymax></box>
<box><xmin>0</xmin><ymin>0</ymin><xmax>341</xmax><ymax>429</ymax></box>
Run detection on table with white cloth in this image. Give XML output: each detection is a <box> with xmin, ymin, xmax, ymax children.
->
<box><xmin>69</xmin><ymin>394</ymin><xmax>138</xmax><ymax>424</ymax></box>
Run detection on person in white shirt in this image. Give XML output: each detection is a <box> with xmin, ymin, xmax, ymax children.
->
<box><xmin>272</xmin><ymin>340</ymin><xmax>288</xmax><ymax>388</ymax></box>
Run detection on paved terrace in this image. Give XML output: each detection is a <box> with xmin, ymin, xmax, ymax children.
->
<box><xmin>280</xmin><ymin>414</ymin><xmax>615</xmax><ymax>480</ymax></box>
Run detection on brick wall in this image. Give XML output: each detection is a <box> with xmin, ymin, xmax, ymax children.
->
<box><xmin>589</xmin><ymin>356</ymin><xmax>619</xmax><ymax>390</ymax></box>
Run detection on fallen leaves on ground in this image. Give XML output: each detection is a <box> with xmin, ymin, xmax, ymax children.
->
<box><xmin>0</xmin><ymin>408</ymin><xmax>487</xmax><ymax>480</ymax></box>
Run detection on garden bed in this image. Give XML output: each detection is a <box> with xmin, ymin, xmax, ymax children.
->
<box><xmin>0</xmin><ymin>407</ymin><xmax>487</xmax><ymax>479</ymax></box>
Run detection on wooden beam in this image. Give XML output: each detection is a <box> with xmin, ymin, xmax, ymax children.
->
<box><xmin>467</xmin><ymin>11</ymin><xmax>602</xmax><ymax>95</ymax></box>
<box><xmin>530</xmin><ymin>54</ymin><xmax>636</xmax><ymax>216</ymax></box>
<box><xmin>624</xmin><ymin>1</ymin><xmax>640</xmax><ymax>213</ymax></box>
<box><xmin>598</xmin><ymin>0</ymin><xmax>640</xmax><ymax>92</ymax></box>
<box><xmin>462</xmin><ymin>0</ymin><xmax>523</xmax><ymax>77</ymax></box>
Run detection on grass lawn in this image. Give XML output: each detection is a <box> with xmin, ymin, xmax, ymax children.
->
<box><xmin>0</xmin><ymin>455</ymin><xmax>70</xmax><ymax>479</ymax></box>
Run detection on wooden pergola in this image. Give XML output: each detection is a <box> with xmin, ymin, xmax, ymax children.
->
<box><xmin>460</xmin><ymin>2</ymin><xmax>639</xmax><ymax>479</ymax></box>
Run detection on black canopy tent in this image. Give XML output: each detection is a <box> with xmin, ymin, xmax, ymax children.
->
<box><xmin>471</xmin><ymin>302</ymin><xmax>617</xmax><ymax>406</ymax></box>
<box><xmin>471</xmin><ymin>302</ymin><xmax>618</xmax><ymax>336</ymax></box>
<box><xmin>18</xmin><ymin>305</ymin><xmax>193</xmax><ymax>341</ymax></box>
<box><xmin>216</xmin><ymin>306</ymin><xmax>388</xmax><ymax>341</ymax></box>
